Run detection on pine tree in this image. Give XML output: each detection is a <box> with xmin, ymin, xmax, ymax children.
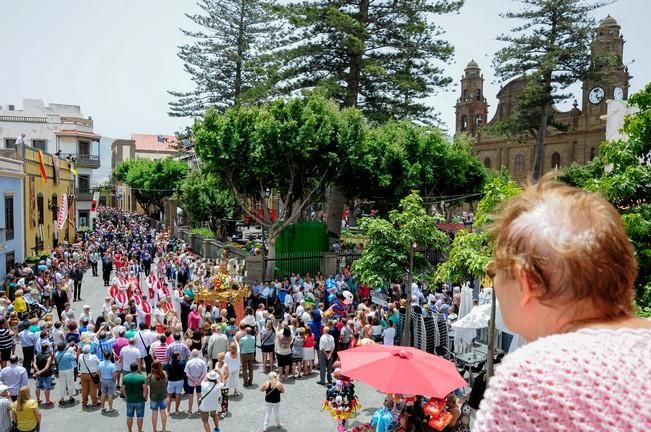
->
<box><xmin>273</xmin><ymin>0</ymin><xmax>461</xmax><ymax>122</ymax></box>
<box><xmin>492</xmin><ymin>0</ymin><xmax>610</xmax><ymax>181</ymax></box>
<box><xmin>169</xmin><ymin>0</ymin><xmax>280</xmax><ymax>117</ymax></box>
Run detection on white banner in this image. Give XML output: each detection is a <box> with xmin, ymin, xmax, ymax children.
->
<box><xmin>57</xmin><ymin>193</ymin><xmax>68</xmax><ymax>230</ymax></box>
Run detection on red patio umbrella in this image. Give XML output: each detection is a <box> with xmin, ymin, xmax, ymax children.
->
<box><xmin>338</xmin><ymin>344</ymin><xmax>466</xmax><ymax>398</ymax></box>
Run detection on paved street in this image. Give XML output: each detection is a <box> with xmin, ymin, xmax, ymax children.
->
<box><xmin>32</xmin><ymin>270</ymin><xmax>385</xmax><ymax>432</ymax></box>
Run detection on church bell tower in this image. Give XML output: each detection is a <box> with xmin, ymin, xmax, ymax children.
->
<box><xmin>455</xmin><ymin>60</ymin><xmax>489</xmax><ymax>136</ymax></box>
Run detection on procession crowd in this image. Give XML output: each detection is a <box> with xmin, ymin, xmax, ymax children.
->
<box><xmin>0</xmin><ymin>207</ymin><xmax>467</xmax><ymax>432</ymax></box>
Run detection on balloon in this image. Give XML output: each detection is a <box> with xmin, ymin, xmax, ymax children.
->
<box><xmin>428</xmin><ymin>412</ymin><xmax>453</xmax><ymax>431</ymax></box>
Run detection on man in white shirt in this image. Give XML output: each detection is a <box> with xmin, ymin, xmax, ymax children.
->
<box><xmin>199</xmin><ymin>370</ymin><xmax>224</xmax><ymax>432</ymax></box>
<box><xmin>295</xmin><ymin>301</ymin><xmax>305</xmax><ymax>318</ymax></box>
<box><xmin>134</xmin><ymin>323</ymin><xmax>157</xmax><ymax>373</ymax></box>
<box><xmin>283</xmin><ymin>292</ymin><xmax>293</xmax><ymax>314</ymax></box>
<box><xmin>118</xmin><ymin>338</ymin><xmax>142</xmax><ymax>372</ymax></box>
<box><xmin>184</xmin><ymin>350</ymin><xmax>207</xmax><ymax>415</ymax></box>
<box><xmin>382</xmin><ymin>320</ymin><xmax>396</xmax><ymax>346</ymax></box>
<box><xmin>206</xmin><ymin>325</ymin><xmax>228</xmax><ymax>369</ymax></box>
<box><xmin>317</xmin><ymin>327</ymin><xmax>335</xmax><ymax>385</ymax></box>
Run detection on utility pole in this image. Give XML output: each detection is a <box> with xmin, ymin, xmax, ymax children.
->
<box><xmin>401</xmin><ymin>242</ymin><xmax>415</xmax><ymax>346</ymax></box>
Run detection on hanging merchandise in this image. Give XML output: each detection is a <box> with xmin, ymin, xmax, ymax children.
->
<box><xmin>322</xmin><ymin>367</ymin><xmax>360</xmax><ymax>432</ymax></box>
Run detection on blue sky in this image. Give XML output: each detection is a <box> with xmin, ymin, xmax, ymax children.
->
<box><xmin>0</xmin><ymin>0</ymin><xmax>648</xmax><ymax>138</ymax></box>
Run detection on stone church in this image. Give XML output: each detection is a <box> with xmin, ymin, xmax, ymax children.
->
<box><xmin>455</xmin><ymin>16</ymin><xmax>631</xmax><ymax>181</ymax></box>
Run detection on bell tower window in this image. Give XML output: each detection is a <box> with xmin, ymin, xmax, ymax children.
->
<box><xmin>551</xmin><ymin>152</ymin><xmax>561</xmax><ymax>169</ymax></box>
<box><xmin>514</xmin><ymin>154</ymin><xmax>525</xmax><ymax>174</ymax></box>
<box><xmin>461</xmin><ymin>115</ymin><xmax>468</xmax><ymax>131</ymax></box>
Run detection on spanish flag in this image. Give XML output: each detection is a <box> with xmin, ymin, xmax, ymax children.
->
<box><xmin>37</xmin><ymin>150</ymin><xmax>48</xmax><ymax>183</ymax></box>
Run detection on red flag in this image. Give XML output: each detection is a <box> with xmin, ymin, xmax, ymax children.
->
<box><xmin>37</xmin><ymin>150</ymin><xmax>48</xmax><ymax>183</ymax></box>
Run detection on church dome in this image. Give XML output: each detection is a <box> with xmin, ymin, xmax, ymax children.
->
<box><xmin>599</xmin><ymin>15</ymin><xmax>619</xmax><ymax>28</ymax></box>
<box><xmin>466</xmin><ymin>59</ymin><xmax>480</xmax><ymax>69</ymax></box>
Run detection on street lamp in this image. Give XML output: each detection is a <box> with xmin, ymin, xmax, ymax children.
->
<box><xmin>261</xmin><ymin>187</ymin><xmax>271</xmax><ymax>281</ymax></box>
<box><xmin>401</xmin><ymin>241</ymin><xmax>417</xmax><ymax>346</ymax></box>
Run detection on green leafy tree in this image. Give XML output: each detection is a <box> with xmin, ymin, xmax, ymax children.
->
<box><xmin>193</xmin><ymin>94</ymin><xmax>366</xmax><ymax>279</ymax></box>
<box><xmin>336</xmin><ymin>123</ymin><xmax>487</xmax><ymax>217</ymax></box>
<box><xmin>175</xmin><ymin>170</ymin><xmax>238</xmax><ymax>239</ymax></box>
<box><xmin>435</xmin><ymin>172</ymin><xmax>521</xmax><ymax>283</ymax></box>
<box><xmin>492</xmin><ymin>0</ymin><xmax>609</xmax><ymax>181</ymax></box>
<box><xmin>560</xmin><ymin>83</ymin><xmax>651</xmax><ymax>311</ymax></box>
<box><xmin>112</xmin><ymin>158</ymin><xmax>188</xmax><ymax>218</ymax></box>
<box><xmin>169</xmin><ymin>0</ymin><xmax>280</xmax><ymax>117</ymax></box>
<box><xmin>352</xmin><ymin>192</ymin><xmax>449</xmax><ymax>345</ymax></box>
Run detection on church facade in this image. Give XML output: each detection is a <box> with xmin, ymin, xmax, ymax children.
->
<box><xmin>455</xmin><ymin>16</ymin><xmax>631</xmax><ymax>181</ymax></box>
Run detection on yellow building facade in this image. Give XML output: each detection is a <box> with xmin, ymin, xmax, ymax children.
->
<box><xmin>22</xmin><ymin>146</ymin><xmax>76</xmax><ymax>257</ymax></box>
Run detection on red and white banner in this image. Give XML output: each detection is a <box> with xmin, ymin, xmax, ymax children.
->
<box><xmin>57</xmin><ymin>193</ymin><xmax>68</xmax><ymax>230</ymax></box>
<box><xmin>90</xmin><ymin>191</ymin><xmax>99</xmax><ymax>223</ymax></box>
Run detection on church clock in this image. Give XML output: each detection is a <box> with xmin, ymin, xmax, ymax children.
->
<box><xmin>589</xmin><ymin>87</ymin><xmax>605</xmax><ymax>104</ymax></box>
<box><xmin>613</xmin><ymin>86</ymin><xmax>624</xmax><ymax>101</ymax></box>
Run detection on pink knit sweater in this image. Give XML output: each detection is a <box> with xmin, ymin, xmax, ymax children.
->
<box><xmin>474</xmin><ymin>328</ymin><xmax>651</xmax><ymax>431</ymax></box>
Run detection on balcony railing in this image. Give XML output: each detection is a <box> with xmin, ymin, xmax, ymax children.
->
<box><xmin>76</xmin><ymin>190</ymin><xmax>93</xmax><ymax>201</ymax></box>
<box><xmin>60</xmin><ymin>153</ymin><xmax>100</xmax><ymax>169</ymax></box>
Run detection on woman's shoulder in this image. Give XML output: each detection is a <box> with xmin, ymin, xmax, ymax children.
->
<box><xmin>506</xmin><ymin>327</ymin><xmax>651</xmax><ymax>366</ymax></box>
<box><xmin>476</xmin><ymin>327</ymin><xmax>651</xmax><ymax>431</ymax></box>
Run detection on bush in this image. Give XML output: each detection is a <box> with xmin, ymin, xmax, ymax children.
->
<box><xmin>192</xmin><ymin>228</ymin><xmax>214</xmax><ymax>239</ymax></box>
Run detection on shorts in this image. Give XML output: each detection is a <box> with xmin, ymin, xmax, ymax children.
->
<box><xmin>115</xmin><ymin>362</ymin><xmax>122</xmax><ymax>372</ymax></box>
<box><xmin>36</xmin><ymin>375</ymin><xmax>53</xmax><ymax>390</ymax></box>
<box><xmin>200</xmin><ymin>409</ymin><xmax>217</xmax><ymax>421</ymax></box>
<box><xmin>167</xmin><ymin>380</ymin><xmax>184</xmax><ymax>395</ymax></box>
<box><xmin>0</xmin><ymin>349</ymin><xmax>11</xmax><ymax>362</ymax></box>
<box><xmin>150</xmin><ymin>399</ymin><xmax>166</xmax><ymax>410</ymax></box>
<box><xmin>126</xmin><ymin>401</ymin><xmax>145</xmax><ymax>418</ymax></box>
<box><xmin>184</xmin><ymin>383</ymin><xmax>202</xmax><ymax>394</ymax></box>
<box><xmin>292</xmin><ymin>355</ymin><xmax>303</xmax><ymax>363</ymax></box>
<box><xmin>100</xmin><ymin>379</ymin><xmax>116</xmax><ymax>395</ymax></box>
<box><xmin>261</xmin><ymin>344</ymin><xmax>275</xmax><ymax>353</ymax></box>
<box><xmin>277</xmin><ymin>353</ymin><xmax>291</xmax><ymax>368</ymax></box>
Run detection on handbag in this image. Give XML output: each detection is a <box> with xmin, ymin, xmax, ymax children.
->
<box><xmin>82</xmin><ymin>354</ymin><xmax>100</xmax><ymax>384</ymax></box>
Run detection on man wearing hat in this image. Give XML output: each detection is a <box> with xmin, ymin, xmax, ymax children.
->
<box><xmin>199</xmin><ymin>370</ymin><xmax>224</xmax><ymax>432</ymax></box>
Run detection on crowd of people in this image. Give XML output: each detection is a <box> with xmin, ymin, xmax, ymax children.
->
<box><xmin>0</xmin><ymin>207</ymin><xmax>468</xmax><ymax>432</ymax></box>
<box><xmin>0</xmin><ymin>177</ymin><xmax>645</xmax><ymax>432</ymax></box>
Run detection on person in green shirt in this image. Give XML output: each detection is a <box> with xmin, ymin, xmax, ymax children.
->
<box><xmin>122</xmin><ymin>362</ymin><xmax>148</xmax><ymax>432</ymax></box>
<box><xmin>125</xmin><ymin>322</ymin><xmax>137</xmax><ymax>340</ymax></box>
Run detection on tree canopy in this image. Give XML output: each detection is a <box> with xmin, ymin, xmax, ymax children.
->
<box><xmin>336</xmin><ymin>124</ymin><xmax>487</xmax><ymax>217</ymax></box>
<box><xmin>112</xmin><ymin>158</ymin><xmax>188</xmax><ymax>218</ymax></box>
<box><xmin>353</xmin><ymin>191</ymin><xmax>449</xmax><ymax>289</ymax></box>
<box><xmin>434</xmin><ymin>172</ymin><xmax>522</xmax><ymax>283</ymax></box>
<box><xmin>174</xmin><ymin>170</ymin><xmax>238</xmax><ymax>238</ymax></box>
<box><xmin>192</xmin><ymin>94</ymin><xmax>366</xmax><ymax>277</ymax></box>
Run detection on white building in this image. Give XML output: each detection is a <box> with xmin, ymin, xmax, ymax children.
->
<box><xmin>0</xmin><ymin>99</ymin><xmax>101</xmax><ymax>227</ymax></box>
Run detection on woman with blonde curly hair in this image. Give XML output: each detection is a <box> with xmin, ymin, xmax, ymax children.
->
<box><xmin>475</xmin><ymin>178</ymin><xmax>651</xmax><ymax>431</ymax></box>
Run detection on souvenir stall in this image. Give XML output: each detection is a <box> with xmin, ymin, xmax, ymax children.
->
<box><xmin>337</xmin><ymin>344</ymin><xmax>467</xmax><ymax>432</ymax></box>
